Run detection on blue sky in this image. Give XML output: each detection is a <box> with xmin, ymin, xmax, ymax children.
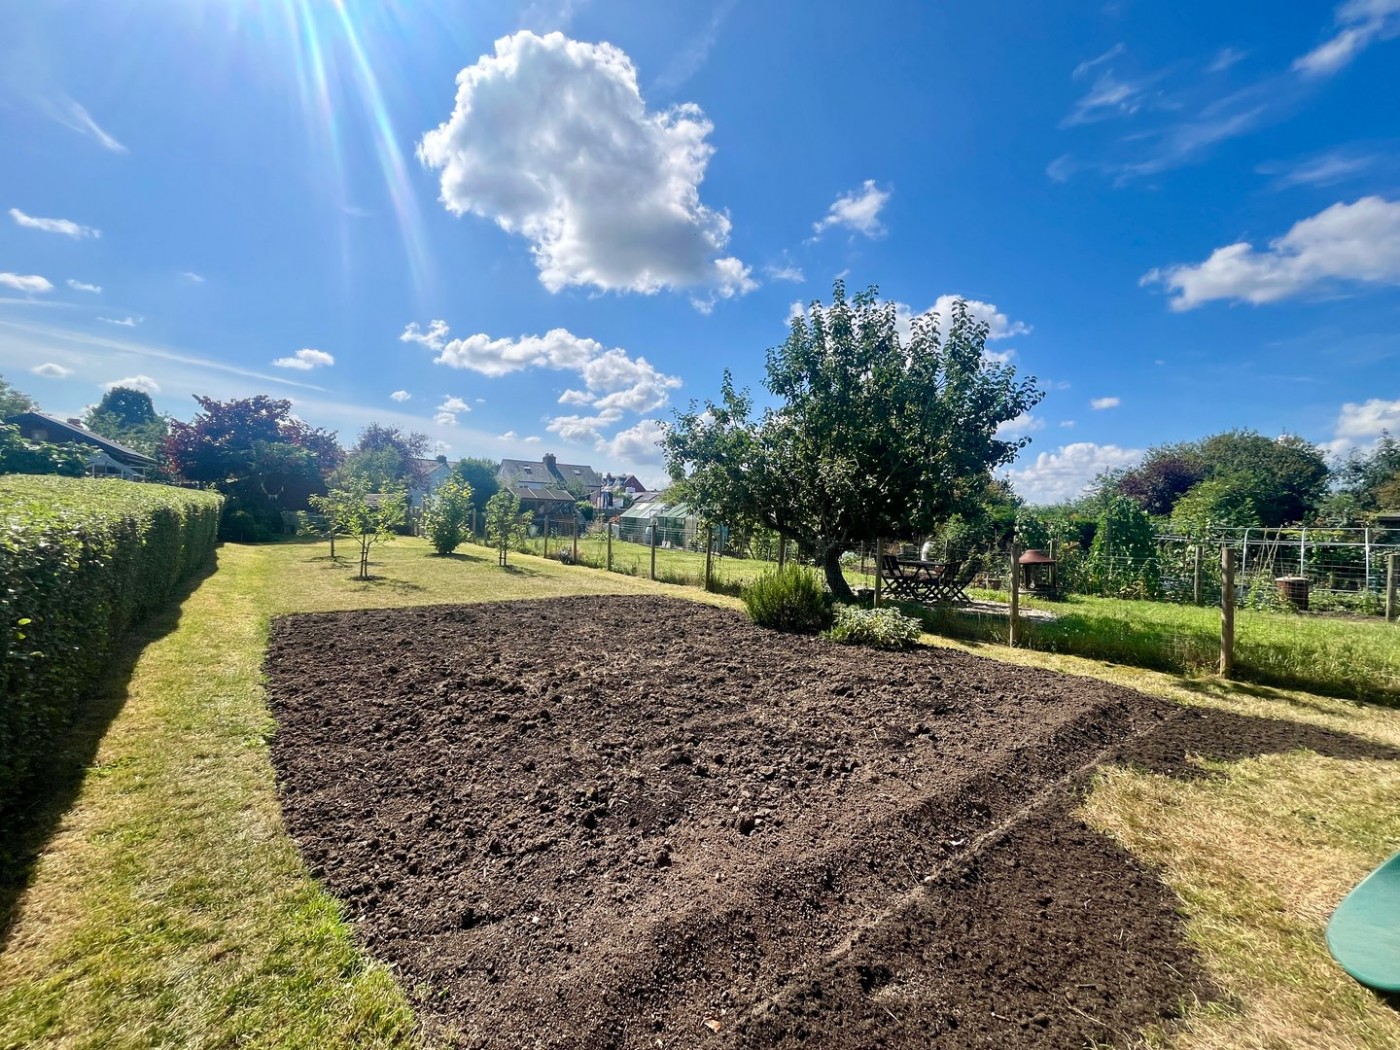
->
<box><xmin>2</xmin><ymin>0</ymin><xmax>1398</xmax><ymax>502</ymax></box>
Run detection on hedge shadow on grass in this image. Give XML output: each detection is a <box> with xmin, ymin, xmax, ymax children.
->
<box><xmin>0</xmin><ymin>554</ymin><xmax>218</xmax><ymax>948</ymax></box>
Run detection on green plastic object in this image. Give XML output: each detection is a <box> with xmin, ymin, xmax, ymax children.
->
<box><xmin>1326</xmin><ymin>850</ymin><xmax>1400</xmax><ymax>993</ymax></box>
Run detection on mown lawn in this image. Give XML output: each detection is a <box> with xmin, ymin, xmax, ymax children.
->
<box><xmin>2</xmin><ymin>535</ymin><xmax>1398</xmax><ymax>1048</ymax></box>
<box><xmin>514</xmin><ymin>529</ymin><xmax>879</xmax><ymax>593</ymax></box>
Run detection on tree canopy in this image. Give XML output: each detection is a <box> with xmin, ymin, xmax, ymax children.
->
<box><xmin>1334</xmin><ymin>434</ymin><xmax>1400</xmax><ymax>512</ymax></box>
<box><xmin>664</xmin><ymin>282</ymin><xmax>1043</xmax><ymax>602</ymax></box>
<box><xmin>332</xmin><ymin>423</ymin><xmax>430</xmax><ymax>490</ymax></box>
<box><xmin>1112</xmin><ymin>429</ymin><xmax>1329</xmax><ymax>527</ymax></box>
<box><xmin>453</xmin><ymin>457</ymin><xmax>500</xmax><ymax>512</ymax></box>
<box><xmin>82</xmin><ymin>386</ymin><xmax>169</xmax><ymax>458</ymax></box>
<box><xmin>0</xmin><ymin>374</ymin><xmax>38</xmax><ymax>418</ymax></box>
<box><xmin>163</xmin><ymin>395</ymin><xmax>342</xmax><ymax>540</ymax></box>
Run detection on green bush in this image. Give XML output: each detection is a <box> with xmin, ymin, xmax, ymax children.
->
<box><xmin>741</xmin><ymin>565</ymin><xmax>832</xmax><ymax>632</ymax></box>
<box><xmin>0</xmin><ymin>476</ymin><xmax>222</xmax><ymax>809</ymax></box>
<box><xmin>824</xmin><ymin>604</ymin><xmax>923</xmax><ymax>649</ymax></box>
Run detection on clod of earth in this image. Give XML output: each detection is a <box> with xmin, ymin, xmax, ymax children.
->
<box><xmin>264</xmin><ymin>596</ymin><xmax>1391</xmax><ymax>1048</ymax></box>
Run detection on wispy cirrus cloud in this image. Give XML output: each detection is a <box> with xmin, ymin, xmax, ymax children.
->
<box><xmin>43</xmin><ymin>97</ymin><xmax>128</xmax><ymax>153</ymax></box>
<box><xmin>655</xmin><ymin>0</ymin><xmax>738</xmax><ymax>91</ymax></box>
<box><xmin>1206</xmin><ymin>47</ymin><xmax>1248</xmax><ymax>73</ymax></box>
<box><xmin>1257</xmin><ymin>148</ymin><xmax>1380</xmax><ymax>189</ymax></box>
<box><xmin>1294</xmin><ymin>0</ymin><xmax>1400</xmax><ymax>78</ymax></box>
<box><xmin>9</xmin><ymin>208</ymin><xmax>100</xmax><ymax>239</ymax></box>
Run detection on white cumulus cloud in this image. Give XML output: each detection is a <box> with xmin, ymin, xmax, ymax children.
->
<box><xmin>1090</xmin><ymin>396</ymin><xmax>1121</xmax><ymax>410</ymax></box>
<box><xmin>1334</xmin><ymin>397</ymin><xmax>1400</xmax><ymax>445</ymax></box>
<box><xmin>812</xmin><ymin>180</ymin><xmax>891</xmax><ymax>238</ymax></box>
<box><xmin>597</xmin><ymin>418</ymin><xmax>667</xmax><ymax>465</ymax></box>
<box><xmin>103</xmin><ymin>375</ymin><xmax>160</xmax><ymax>394</ymax></box>
<box><xmin>402</xmin><ymin>320</ymin><xmax>682</xmax><ymax>416</ymax></box>
<box><xmin>1294</xmin><ymin>0</ymin><xmax>1400</xmax><ymax>78</ymax></box>
<box><xmin>417</xmin><ymin>30</ymin><xmax>754</xmax><ymax>305</ymax></box>
<box><xmin>67</xmin><ymin>279</ymin><xmax>102</xmax><ymax>293</ymax></box>
<box><xmin>30</xmin><ymin>362</ymin><xmax>73</xmax><ymax>378</ymax></box>
<box><xmin>1004</xmin><ymin>442</ymin><xmax>1143</xmax><ymax>505</ymax></box>
<box><xmin>390</xmin><ymin>390</ymin><xmax>411</xmax><ymax>402</ymax></box>
<box><xmin>892</xmin><ymin>295</ymin><xmax>1031</xmax><ymax>345</ymax></box>
<box><xmin>0</xmin><ymin>273</ymin><xmax>54</xmax><ymax>293</ymax></box>
<box><xmin>546</xmin><ymin>409</ymin><xmax>624</xmax><ymax>444</ymax></box>
<box><xmin>996</xmin><ymin>413</ymin><xmax>1046</xmax><ymax>438</ymax></box>
<box><xmin>435</xmin><ymin>395</ymin><xmax>471</xmax><ymax>426</ymax></box>
<box><xmin>273</xmin><ymin>348</ymin><xmax>335</xmax><ymax>370</ymax></box>
<box><xmin>1143</xmin><ymin>196</ymin><xmax>1400</xmax><ymax>309</ymax></box>
<box><xmin>9</xmin><ymin>208</ymin><xmax>100</xmax><ymax>239</ymax></box>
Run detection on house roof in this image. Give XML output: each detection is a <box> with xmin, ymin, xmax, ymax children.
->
<box><xmin>499</xmin><ymin>457</ymin><xmax>602</xmax><ymax>491</ymax></box>
<box><xmin>506</xmin><ymin>484</ymin><xmax>577</xmax><ymax>504</ymax></box>
<box><xmin>4</xmin><ymin>411</ymin><xmax>158</xmax><ymax>467</ymax></box>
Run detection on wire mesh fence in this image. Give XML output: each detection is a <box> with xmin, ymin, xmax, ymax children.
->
<box><xmin>462</xmin><ymin>515</ymin><xmax>882</xmax><ymax>596</ymax></box>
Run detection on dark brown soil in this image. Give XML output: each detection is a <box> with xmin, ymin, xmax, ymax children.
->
<box><xmin>264</xmin><ymin>596</ymin><xmax>1399</xmax><ymax>1049</ymax></box>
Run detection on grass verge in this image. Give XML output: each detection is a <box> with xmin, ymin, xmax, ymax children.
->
<box><xmin>908</xmin><ymin>590</ymin><xmax>1400</xmax><ymax>704</ymax></box>
<box><xmin>1</xmin><ymin>535</ymin><xmax>1397</xmax><ymax>1048</ymax></box>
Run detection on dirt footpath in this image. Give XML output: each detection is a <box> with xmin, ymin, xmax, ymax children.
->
<box><xmin>266</xmin><ymin>596</ymin><xmax>1209</xmax><ymax>1049</ymax></box>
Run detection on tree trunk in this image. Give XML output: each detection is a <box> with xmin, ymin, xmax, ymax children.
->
<box><xmin>821</xmin><ymin>543</ymin><xmax>855</xmax><ymax>604</ymax></box>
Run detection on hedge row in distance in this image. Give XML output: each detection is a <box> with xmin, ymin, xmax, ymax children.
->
<box><xmin>0</xmin><ymin>476</ymin><xmax>223</xmax><ymax>810</ymax></box>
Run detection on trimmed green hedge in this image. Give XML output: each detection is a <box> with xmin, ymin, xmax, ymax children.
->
<box><xmin>0</xmin><ymin>477</ymin><xmax>222</xmax><ymax>808</ymax></box>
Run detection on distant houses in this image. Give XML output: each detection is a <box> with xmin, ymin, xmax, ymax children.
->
<box><xmin>499</xmin><ymin>453</ymin><xmax>596</xmax><ymax>520</ymax></box>
<box><xmin>406</xmin><ymin>455</ymin><xmax>454</xmax><ymax>511</ymax></box>
<box><xmin>3</xmin><ymin>411</ymin><xmax>158</xmax><ymax>481</ymax></box>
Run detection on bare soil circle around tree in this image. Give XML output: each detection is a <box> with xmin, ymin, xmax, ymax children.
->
<box><xmin>263</xmin><ymin>595</ymin><xmax>1285</xmax><ymax>1049</ymax></box>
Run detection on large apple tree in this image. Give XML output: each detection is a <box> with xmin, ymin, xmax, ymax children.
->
<box><xmin>663</xmin><ymin>282</ymin><xmax>1043</xmax><ymax>603</ymax></box>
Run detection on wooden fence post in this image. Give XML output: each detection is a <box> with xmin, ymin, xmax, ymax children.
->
<box><xmin>1008</xmin><ymin>542</ymin><xmax>1021</xmax><ymax>647</ymax></box>
<box><xmin>1192</xmin><ymin>544</ymin><xmax>1203</xmax><ymax>606</ymax></box>
<box><xmin>543</xmin><ymin>516</ymin><xmax>550</xmax><ymax>559</ymax></box>
<box><xmin>650</xmin><ymin>522</ymin><xmax>657</xmax><ymax>581</ymax></box>
<box><xmin>572</xmin><ymin>516</ymin><xmax>579</xmax><ymax>563</ymax></box>
<box><xmin>704</xmin><ymin>525</ymin><xmax>714</xmax><ymax>592</ymax></box>
<box><xmin>873</xmin><ymin>538</ymin><xmax>883</xmax><ymax>608</ymax></box>
<box><xmin>1220</xmin><ymin>547</ymin><xmax>1235</xmax><ymax>678</ymax></box>
<box><xmin>607</xmin><ymin>523</ymin><xmax>613</xmax><ymax>572</ymax></box>
<box><xmin>1387</xmin><ymin>553</ymin><xmax>1398</xmax><ymax>623</ymax></box>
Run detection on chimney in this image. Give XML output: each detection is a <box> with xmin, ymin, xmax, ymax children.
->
<box><xmin>68</xmin><ymin>418</ymin><xmax>84</xmax><ymax>427</ymax></box>
<box><xmin>543</xmin><ymin>452</ymin><xmax>557</xmax><ymax>473</ymax></box>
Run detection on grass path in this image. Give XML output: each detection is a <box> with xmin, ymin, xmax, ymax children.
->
<box><xmin>2</xmin><ymin>536</ymin><xmax>1398</xmax><ymax>1048</ymax></box>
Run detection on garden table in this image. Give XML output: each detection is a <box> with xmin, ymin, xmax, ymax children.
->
<box><xmin>879</xmin><ymin>557</ymin><xmax>971</xmax><ymax>605</ymax></box>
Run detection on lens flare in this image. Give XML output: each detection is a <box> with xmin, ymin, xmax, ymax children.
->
<box><xmin>275</xmin><ymin>0</ymin><xmax>435</xmax><ymax>301</ymax></box>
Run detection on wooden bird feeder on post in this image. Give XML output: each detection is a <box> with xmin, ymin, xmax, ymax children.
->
<box><xmin>1017</xmin><ymin>548</ymin><xmax>1058</xmax><ymax>597</ymax></box>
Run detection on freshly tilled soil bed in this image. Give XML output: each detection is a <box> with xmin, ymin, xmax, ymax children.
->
<box><xmin>263</xmin><ymin>595</ymin><xmax>1346</xmax><ymax>1048</ymax></box>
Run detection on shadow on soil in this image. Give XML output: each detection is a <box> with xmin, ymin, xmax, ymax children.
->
<box><xmin>0</xmin><ymin>556</ymin><xmax>218</xmax><ymax>949</ymax></box>
<box><xmin>1108</xmin><ymin>706</ymin><xmax>1400</xmax><ymax>779</ymax></box>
